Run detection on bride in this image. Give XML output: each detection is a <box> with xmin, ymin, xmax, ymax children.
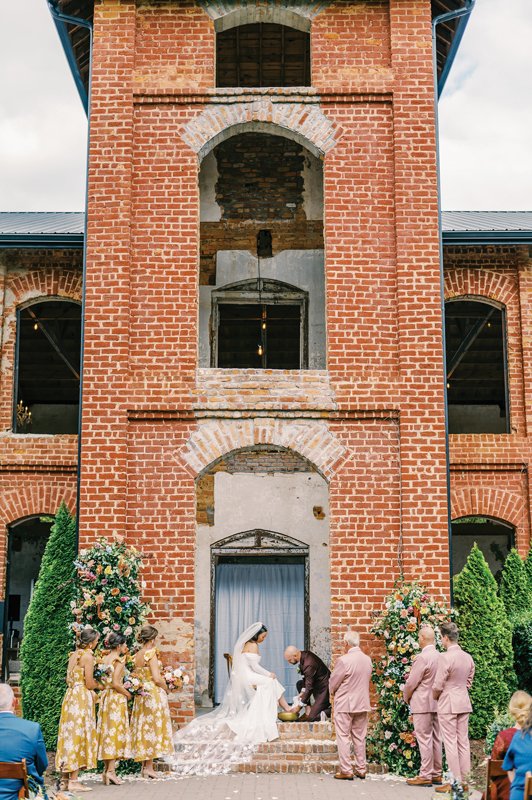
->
<box><xmin>168</xmin><ymin>622</ymin><xmax>294</xmax><ymax>775</ymax></box>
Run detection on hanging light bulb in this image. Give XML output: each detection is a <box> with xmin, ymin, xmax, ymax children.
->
<box><xmin>446</xmin><ymin>381</ymin><xmax>450</xmax><ymax>389</ymax></box>
<box><xmin>261</xmin><ymin>308</ymin><xmax>267</xmax><ymax>331</ymax></box>
<box><xmin>257</xmin><ymin>344</ymin><xmax>263</xmax><ymax>357</ymax></box>
<box><xmin>33</xmin><ymin>322</ymin><xmax>38</xmax><ymax>331</ymax></box>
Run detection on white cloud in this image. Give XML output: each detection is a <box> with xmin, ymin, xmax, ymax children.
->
<box><xmin>439</xmin><ymin>0</ymin><xmax>532</xmax><ymax>210</ymax></box>
<box><xmin>0</xmin><ymin>0</ymin><xmax>530</xmax><ymax>212</ymax></box>
<box><xmin>0</xmin><ymin>0</ymin><xmax>87</xmax><ymax>211</ymax></box>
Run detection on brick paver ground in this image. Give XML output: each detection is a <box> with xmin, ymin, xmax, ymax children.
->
<box><xmin>81</xmin><ymin>773</ymin><xmax>483</xmax><ymax>800</ymax></box>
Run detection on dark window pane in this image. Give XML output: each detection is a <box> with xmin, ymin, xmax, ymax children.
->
<box><xmin>217</xmin><ymin>303</ymin><xmax>301</xmax><ymax>369</ymax></box>
<box><xmin>216</xmin><ymin>23</ymin><xmax>311</xmax><ymax>88</ymax></box>
<box><xmin>445</xmin><ymin>300</ymin><xmax>508</xmax><ymax>434</ymax></box>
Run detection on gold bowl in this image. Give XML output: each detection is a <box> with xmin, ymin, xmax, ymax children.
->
<box><xmin>278</xmin><ymin>711</ymin><xmax>299</xmax><ymax>722</ymax></box>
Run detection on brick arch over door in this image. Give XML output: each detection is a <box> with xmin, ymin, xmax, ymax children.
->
<box><xmin>181</xmin><ymin>101</ymin><xmax>339</xmax><ymax>161</ymax></box>
<box><xmin>444</xmin><ymin>270</ymin><xmax>519</xmax><ymax>308</ymax></box>
<box><xmin>451</xmin><ymin>486</ymin><xmax>526</xmax><ymax>544</ymax></box>
<box><xmin>177</xmin><ymin>418</ymin><xmax>345</xmax><ymax>481</ymax></box>
<box><xmin>197</xmin><ymin>1</ymin><xmax>329</xmax><ymax>29</ymax></box>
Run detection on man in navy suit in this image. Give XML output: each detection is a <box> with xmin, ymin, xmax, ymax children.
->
<box><xmin>0</xmin><ymin>684</ymin><xmax>48</xmax><ymax>800</ymax></box>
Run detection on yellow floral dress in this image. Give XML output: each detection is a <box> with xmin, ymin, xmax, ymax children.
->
<box><xmin>56</xmin><ymin>651</ymin><xmax>98</xmax><ymax>772</ymax></box>
<box><xmin>97</xmin><ymin>657</ymin><xmax>132</xmax><ymax>760</ymax></box>
<box><xmin>130</xmin><ymin>648</ymin><xmax>173</xmax><ymax>761</ymax></box>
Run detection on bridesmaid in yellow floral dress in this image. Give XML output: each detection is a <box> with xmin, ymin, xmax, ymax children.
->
<box><xmin>130</xmin><ymin>625</ymin><xmax>173</xmax><ymax>777</ymax></box>
<box><xmin>56</xmin><ymin>627</ymin><xmax>100</xmax><ymax>792</ymax></box>
<box><xmin>97</xmin><ymin>632</ymin><xmax>132</xmax><ymax>785</ymax></box>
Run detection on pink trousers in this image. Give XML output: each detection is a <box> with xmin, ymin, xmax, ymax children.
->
<box><xmin>412</xmin><ymin>712</ymin><xmax>442</xmax><ymax>780</ymax></box>
<box><xmin>438</xmin><ymin>712</ymin><xmax>471</xmax><ymax>783</ymax></box>
<box><xmin>334</xmin><ymin>712</ymin><xmax>368</xmax><ymax>775</ymax></box>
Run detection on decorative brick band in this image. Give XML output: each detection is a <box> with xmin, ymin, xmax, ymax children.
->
<box><xmin>181</xmin><ymin>100</ymin><xmax>338</xmax><ymax>161</ymax></box>
<box><xmin>177</xmin><ymin>418</ymin><xmax>345</xmax><ymax>480</ymax></box>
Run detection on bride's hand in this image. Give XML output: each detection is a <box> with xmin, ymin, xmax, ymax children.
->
<box><xmin>269</xmin><ymin>672</ymin><xmax>276</xmax><ymax>679</ymax></box>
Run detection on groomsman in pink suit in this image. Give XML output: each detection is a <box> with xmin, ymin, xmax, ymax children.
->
<box><xmin>329</xmin><ymin>630</ymin><xmax>372</xmax><ymax>781</ymax></box>
<box><xmin>432</xmin><ymin>621</ymin><xmax>475</xmax><ymax>794</ymax></box>
<box><xmin>403</xmin><ymin>624</ymin><xmax>443</xmax><ymax>787</ymax></box>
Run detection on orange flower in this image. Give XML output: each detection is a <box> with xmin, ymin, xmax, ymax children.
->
<box><xmin>115</xmin><ymin>606</ymin><xmax>123</xmax><ymax>614</ymax></box>
<box><xmin>111</xmin><ymin>588</ymin><xmax>120</xmax><ymax>596</ymax></box>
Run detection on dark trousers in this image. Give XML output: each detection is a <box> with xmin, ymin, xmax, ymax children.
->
<box><xmin>296</xmin><ymin>679</ymin><xmax>331</xmax><ymax>721</ymax></box>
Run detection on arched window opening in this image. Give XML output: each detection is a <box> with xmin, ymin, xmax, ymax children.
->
<box><xmin>216</xmin><ymin>23</ymin><xmax>311</xmax><ymax>88</ymax></box>
<box><xmin>445</xmin><ymin>299</ymin><xmax>509</xmax><ymax>434</ymax></box>
<box><xmin>451</xmin><ymin>516</ymin><xmax>514</xmax><ymax>579</ymax></box>
<box><xmin>198</xmin><ymin>131</ymin><xmax>325</xmax><ymax>370</ymax></box>
<box><xmin>14</xmin><ymin>299</ymin><xmax>81</xmax><ymax>434</ymax></box>
<box><xmin>212</xmin><ymin>279</ymin><xmax>307</xmax><ymax>369</ymax></box>
<box><xmin>2</xmin><ymin>516</ymin><xmax>53</xmax><ymax>681</ymax></box>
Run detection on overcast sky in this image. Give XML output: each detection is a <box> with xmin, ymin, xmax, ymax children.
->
<box><xmin>0</xmin><ymin>0</ymin><xmax>531</xmax><ymax>212</ymax></box>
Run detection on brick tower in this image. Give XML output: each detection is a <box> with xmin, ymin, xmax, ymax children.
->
<box><xmin>71</xmin><ymin>0</ymin><xmax>453</xmax><ymax>722</ymax></box>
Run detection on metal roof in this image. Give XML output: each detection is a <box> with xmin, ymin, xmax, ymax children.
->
<box><xmin>442</xmin><ymin>211</ymin><xmax>532</xmax><ymax>244</ymax></box>
<box><xmin>1</xmin><ymin>211</ymin><xmax>531</xmax><ymax>249</ymax></box>
<box><xmin>0</xmin><ymin>212</ymin><xmax>84</xmax><ymax>247</ymax></box>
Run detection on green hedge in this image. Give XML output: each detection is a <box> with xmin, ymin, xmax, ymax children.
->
<box><xmin>512</xmin><ymin>612</ymin><xmax>532</xmax><ymax>693</ymax></box>
<box><xmin>454</xmin><ymin>544</ymin><xmax>516</xmax><ymax>739</ymax></box>
<box><xmin>500</xmin><ymin>548</ymin><xmax>531</xmax><ymax>620</ymax></box>
<box><xmin>20</xmin><ymin>503</ymin><xmax>77</xmax><ymax>749</ymax></box>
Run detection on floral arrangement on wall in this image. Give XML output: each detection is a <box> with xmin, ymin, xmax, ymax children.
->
<box><xmin>368</xmin><ymin>580</ymin><xmax>455</xmax><ymax>777</ymax></box>
<box><xmin>71</xmin><ymin>536</ymin><xmax>149</xmax><ymax>649</ymax></box>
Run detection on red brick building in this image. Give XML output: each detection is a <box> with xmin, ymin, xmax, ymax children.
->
<box><xmin>1</xmin><ymin>1</ymin><xmax>531</xmax><ymax>722</ymax></box>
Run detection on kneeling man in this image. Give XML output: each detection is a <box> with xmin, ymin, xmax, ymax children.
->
<box><xmin>403</xmin><ymin>624</ymin><xmax>442</xmax><ymax>787</ymax></box>
<box><xmin>284</xmin><ymin>646</ymin><xmax>330</xmax><ymax>721</ymax></box>
<box><xmin>329</xmin><ymin>630</ymin><xmax>372</xmax><ymax>781</ymax></box>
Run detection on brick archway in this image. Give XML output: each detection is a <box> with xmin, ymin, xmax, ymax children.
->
<box><xmin>444</xmin><ymin>271</ymin><xmax>518</xmax><ymax>308</ymax></box>
<box><xmin>177</xmin><ymin>418</ymin><xmax>345</xmax><ymax>480</ymax></box>
<box><xmin>181</xmin><ymin>101</ymin><xmax>339</xmax><ymax>161</ymax></box>
<box><xmin>197</xmin><ymin>1</ymin><xmax>328</xmax><ymax>29</ymax></box>
<box><xmin>0</xmin><ymin>485</ymin><xmax>75</xmax><ymax>531</ymax></box>
<box><xmin>451</xmin><ymin>486</ymin><xmax>526</xmax><ymax>537</ymax></box>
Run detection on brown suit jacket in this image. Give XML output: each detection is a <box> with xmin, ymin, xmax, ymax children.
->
<box><xmin>298</xmin><ymin>650</ymin><xmax>331</xmax><ymax>709</ymax></box>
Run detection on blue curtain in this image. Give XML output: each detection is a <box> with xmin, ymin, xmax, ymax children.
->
<box><xmin>214</xmin><ymin>562</ymin><xmax>305</xmax><ymax>704</ymax></box>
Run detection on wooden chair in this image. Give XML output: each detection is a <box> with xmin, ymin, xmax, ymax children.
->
<box><xmin>485</xmin><ymin>758</ymin><xmax>506</xmax><ymax>800</ymax></box>
<box><xmin>223</xmin><ymin>653</ymin><xmax>233</xmax><ymax>677</ymax></box>
<box><xmin>524</xmin><ymin>770</ymin><xmax>532</xmax><ymax>800</ymax></box>
<box><xmin>0</xmin><ymin>758</ymin><xmax>29</xmax><ymax>799</ymax></box>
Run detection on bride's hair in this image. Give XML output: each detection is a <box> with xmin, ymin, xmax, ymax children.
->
<box><xmin>248</xmin><ymin>624</ymin><xmax>268</xmax><ymax>643</ymax></box>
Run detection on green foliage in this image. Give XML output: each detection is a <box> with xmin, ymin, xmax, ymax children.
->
<box><xmin>484</xmin><ymin>709</ymin><xmax>514</xmax><ymax>754</ymax></box>
<box><xmin>72</xmin><ymin>537</ymin><xmax>148</xmax><ymax>650</ymax></box>
<box><xmin>512</xmin><ymin>612</ymin><xmax>532</xmax><ymax>693</ymax></box>
<box><xmin>500</xmin><ymin>549</ymin><xmax>531</xmax><ymax>620</ymax></box>
<box><xmin>453</xmin><ymin>544</ymin><xmax>516</xmax><ymax>739</ymax></box>
<box><xmin>368</xmin><ymin>581</ymin><xmax>454</xmax><ymax>777</ymax></box>
<box><xmin>20</xmin><ymin>503</ymin><xmax>77</xmax><ymax>749</ymax></box>
<box><xmin>525</xmin><ymin>548</ymin><xmax>532</xmax><ymax>595</ymax></box>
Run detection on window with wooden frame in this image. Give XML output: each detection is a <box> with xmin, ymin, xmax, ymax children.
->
<box><xmin>216</xmin><ymin>23</ymin><xmax>311</xmax><ymax>88</ymax></box>
<box><xmin>13</xmin><ymin>299</ymin><xmax>81</xmax><ymax>434</ymax></box>
<box><xmin>445</xmin><ymin>298</ymin><xmax>509</xmax><ymax>434</ymax></box>
<box><xmin>211</xmin><ymin>279</ymin><xmax>308</xmax><ymax>369</ymax></box>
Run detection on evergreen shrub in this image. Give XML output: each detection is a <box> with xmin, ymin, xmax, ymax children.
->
<box><xmin>20</xmin><ymin>503</ymin><xmax>77</xmax><ymax>749</ymax></box>
<box><xmin>499</xmin><ymin>548</ymin><xmax>531</xmax><ymax>620</ymax></box>
<box><xmin>454</xmin><ymin>544</ymin><xmax>516</xmax><ymax>739</ymax></box>
<box><xmin>512</xmin><ymin>613</ymin><xmax>532</xmax><ymax>693</ymax></box>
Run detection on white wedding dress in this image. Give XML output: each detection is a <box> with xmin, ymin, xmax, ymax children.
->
<box><xmin>167</xmin><ymin>622</ymin><xmax>285</xmax><ymax>776</ymax></box>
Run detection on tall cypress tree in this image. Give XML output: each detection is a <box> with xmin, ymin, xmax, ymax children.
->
<box><xmin>20</xmin><ymin>503</ymin><xmax>77</xmax><ymax>749</ymax></box>
<box><xmin>454</xmin><ymin>544</ymin><xmax>516</xmax><ymax>739</ymax></box>
<box><xmin>500</xmin><ymin>548</ymin><xmax>532</xmax><ymax>620</ymax></box>
<box><xmin>525</xmin><ymin>547</ymin><xmax>532</xmax><ymax>595</ymax></box>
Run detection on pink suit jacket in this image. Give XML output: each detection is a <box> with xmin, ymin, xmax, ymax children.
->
<box><xmin>403</xmin><ymin>644</ymin><xmax>440</xmax><ymax>713</ymax></box>
<box><xmin>329</xmin><ymin>646</ymin><xmax>372</xmax><ymax>713</ymax></box>
<box><xmin>432</xmin><ymin>644</ymin><xmax>475</xmax><ymax>714</ymax></box>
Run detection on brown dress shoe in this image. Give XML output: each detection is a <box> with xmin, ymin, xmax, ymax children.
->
<box><xmin>334</xmin><ymin>772</ymin><xmax>354</xmax><ymax>780</ymax></box>
<box><xmin>432</xmin><ymin>775</ymin><xmax>443</xmax><ymax>785</ymax></box>
<box><xmin>406</xmin><ymin>776</ymin><xmax>433</xmax><ymax>787</ymax></box>
<box><xmin>354</xmin><ymin>771</ymin><xmax>366</xmax><ymax>780</ymax></box>
<box><xmin>434</xmin><ymin>784</ymin><xmax>452</xmax><ymax>794</ymax></box>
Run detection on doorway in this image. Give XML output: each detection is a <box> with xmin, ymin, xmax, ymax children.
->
<box><xmin>2</xmin><ymin>516</ymin><xmax>52</xmax><ymax>680</ymax></box>
<box><xmin>210</xmin><ymin>531</ymin><xmax>309</xmax><ymax>704</ymax></box>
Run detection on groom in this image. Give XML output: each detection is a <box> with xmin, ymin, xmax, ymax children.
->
<box><xmin>284</xmin><ymin>646</ymin><xmax>331</xmax><ymax>721</ymax></box>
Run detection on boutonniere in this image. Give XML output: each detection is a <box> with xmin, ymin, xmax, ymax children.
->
<box><xmin>296</xmin><ymin>665</ymin><xmax>302</xmax><ymax>674</ymax></box>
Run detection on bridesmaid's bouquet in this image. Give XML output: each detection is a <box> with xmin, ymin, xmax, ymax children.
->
<box><xmin>123</xmin><ymin>672</ymin><xmax>147</xmax><ymax>696</ymax></box>
<box><xmin>162</xmin><ymin>665</ymin><xmax>190</xmax><ymax>692</ymax></box>
<box><xmin>93</xmin><ymin>662</ymin><xmax>112</xmax><ymax>682</ymax></box>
